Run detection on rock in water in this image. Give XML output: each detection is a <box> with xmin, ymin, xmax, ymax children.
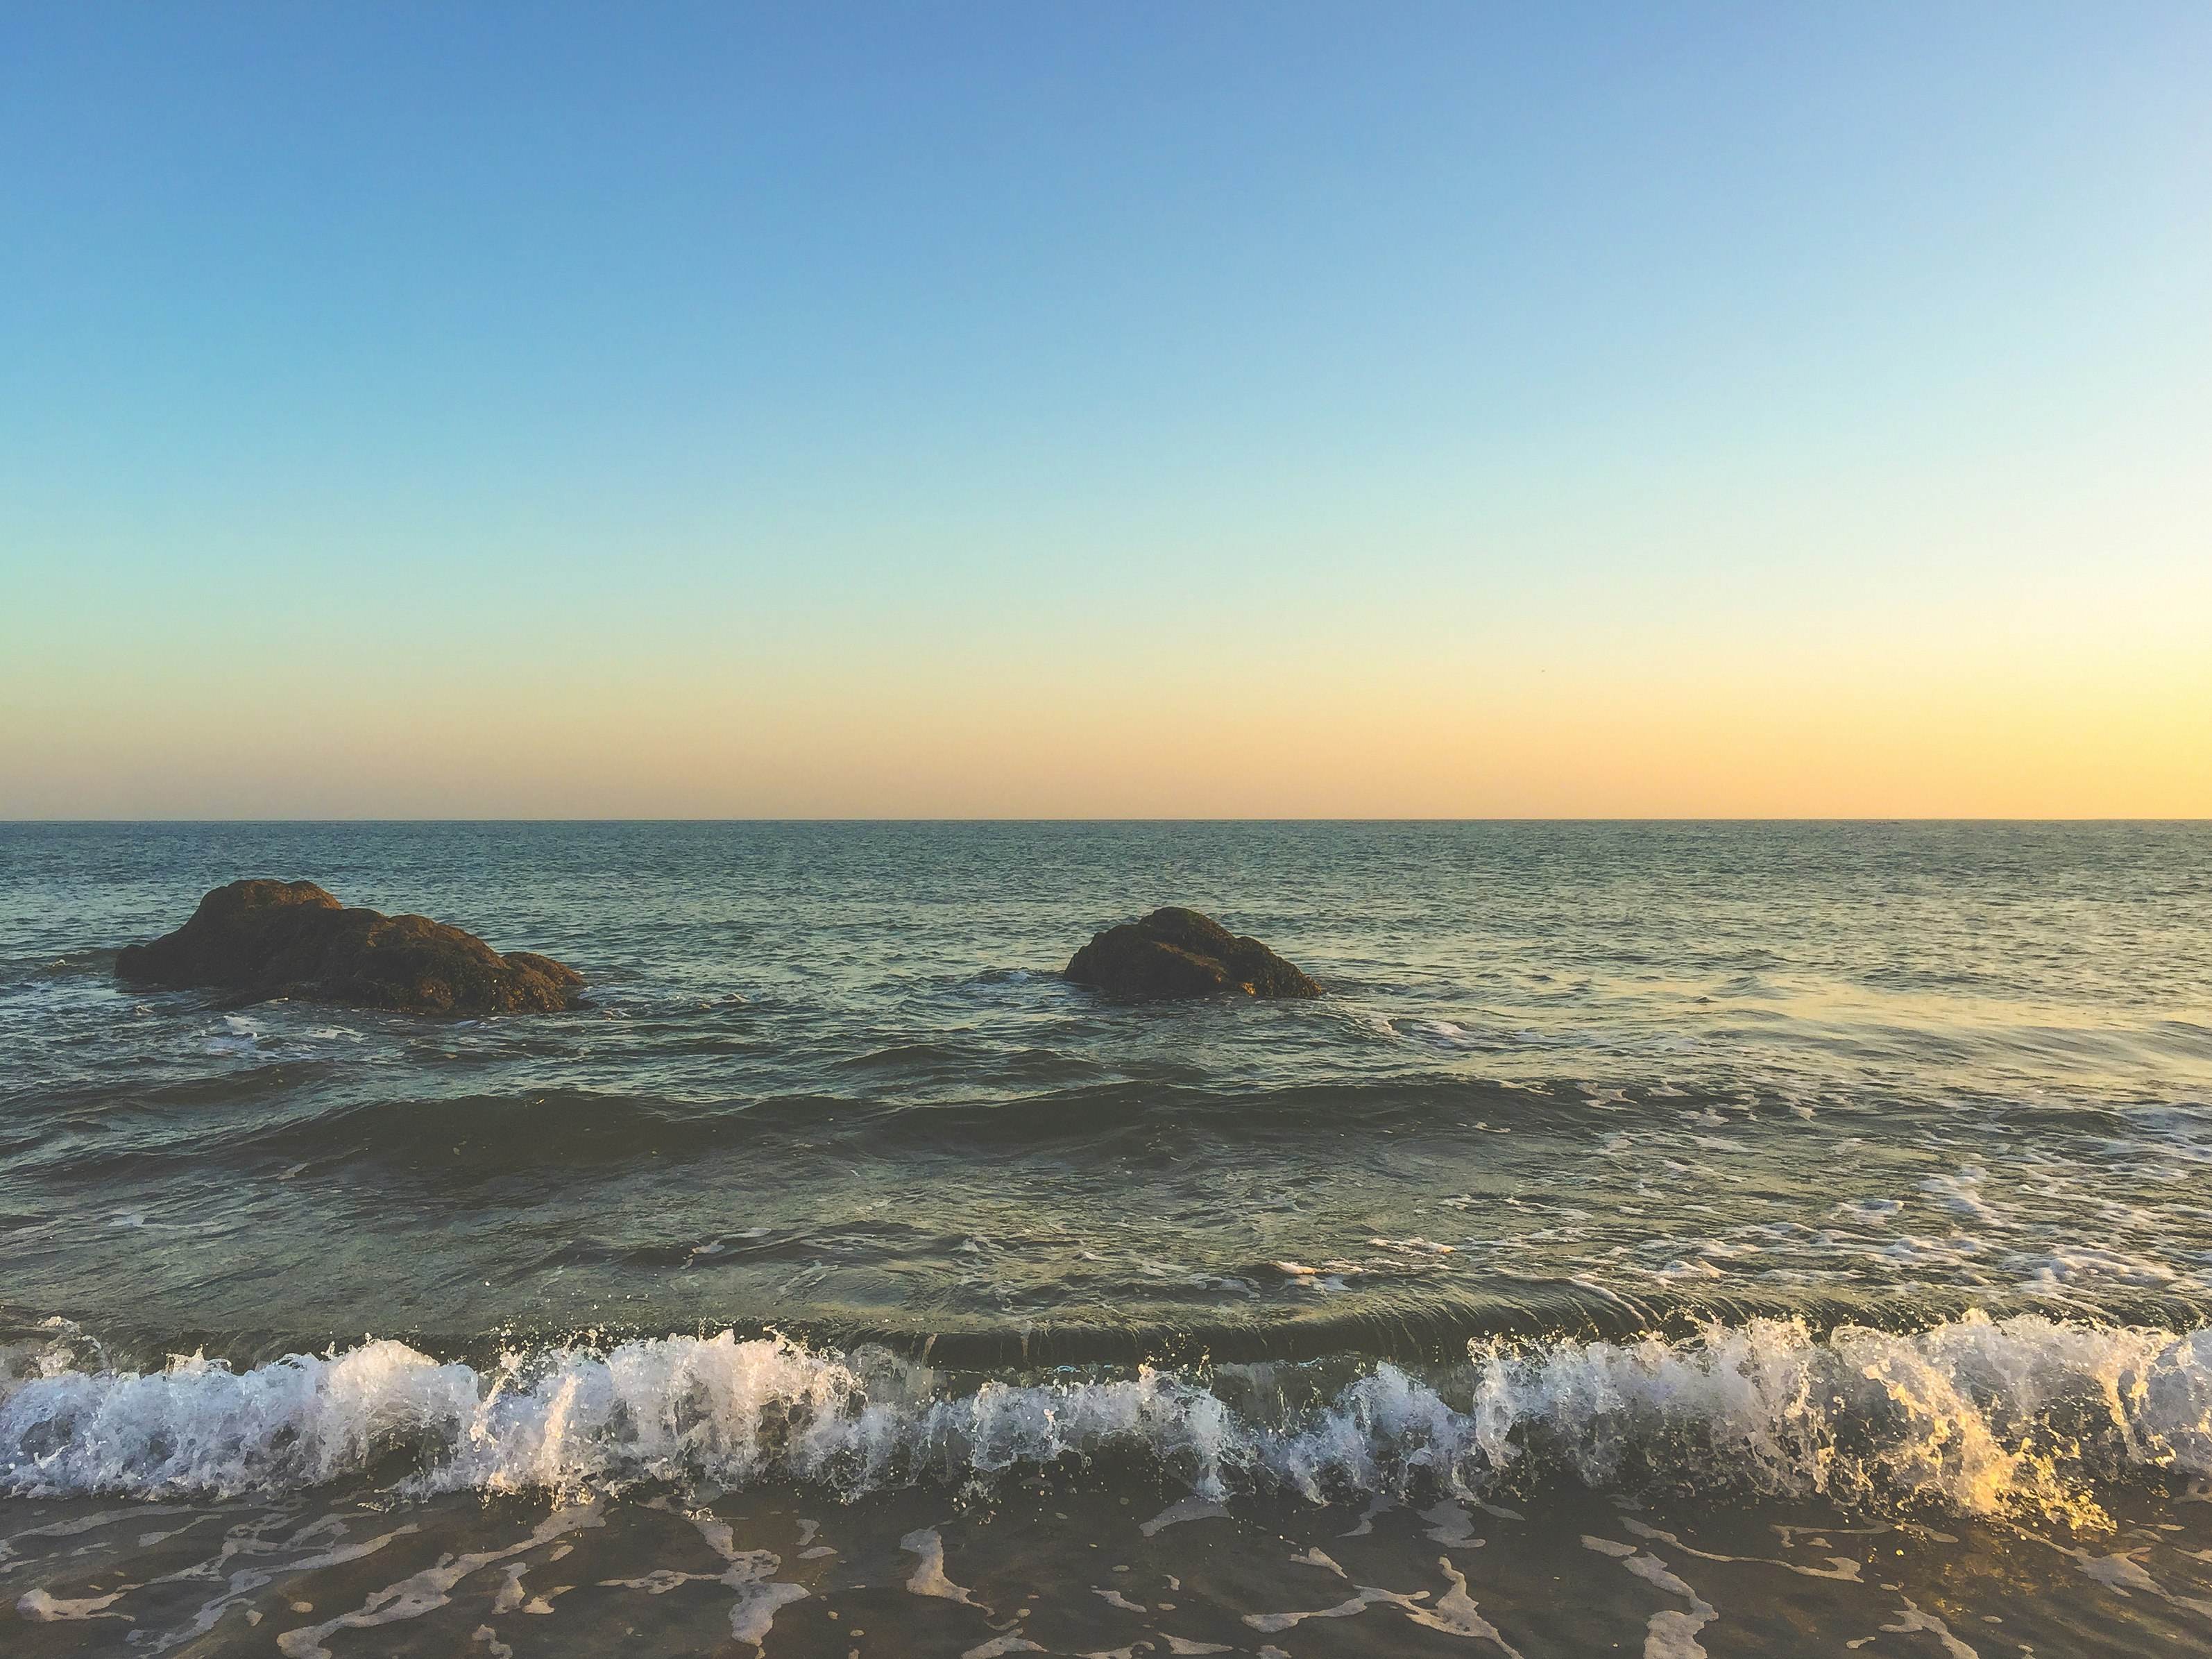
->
<box><xmin>115</xmin><ymin>879</ymin><xmax>586</xmax><ymax>1016</ymax></box>
<box><xmin>1064</xmin><ymin>907</ymin><xmax>1321</xmax><ymax>1000</ymax></box>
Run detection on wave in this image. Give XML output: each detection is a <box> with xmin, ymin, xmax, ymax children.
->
<box><xmin>11</xmin><ymin>1075</ymin><xmax>1642</xmax><ymax>1181</ymax></box>
<box><xmin>3</xmin><ymin>1313</ymin><xmax>2207</xmax><ymax>1526</ymax></box>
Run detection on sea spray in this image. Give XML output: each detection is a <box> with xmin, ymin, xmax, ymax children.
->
<box><xmin>6</xmin><ymin>1316</ymin><xmax>2207</xmax><ymax>1524</ymax></box>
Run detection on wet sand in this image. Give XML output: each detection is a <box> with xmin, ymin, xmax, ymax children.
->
<box><xmin>11</xmin><ymin>1471</ymin><xmax>2211</xmax><ymax>1657</ymax></box>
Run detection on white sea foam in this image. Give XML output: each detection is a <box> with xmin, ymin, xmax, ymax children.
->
<box><xmin>1141</xmin><ymin>1495</ymin><xmax>1229</xmax><ymax>1535</ymax></box>
<box><xmin>3</xmin><ymin>1318</ymin><xmax>2208</xmax><ymax>1526</ymax></box>
<box><xmin>273</xmin><ymin>1507</ymin><xmax>599</xmax><ymax>1658</ymax></box>
<box><xmin>2011</xmin><ymin>1244</ymin><xmax>2190</xmax><ymax>1291</ymax></box>
<box><xmin>901</xmin><ymin>1527</ymin><xmax>977</xmax><ymax>1603</ymax></box>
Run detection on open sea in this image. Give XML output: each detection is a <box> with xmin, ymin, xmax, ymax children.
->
<box><xmin>2</xmin><ymin>821</ymin><xmax>2209</xmax><ymax>1658</ymax></box>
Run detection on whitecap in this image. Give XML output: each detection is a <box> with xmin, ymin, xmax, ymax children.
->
<box><xmin>1</xmin><ymin>1317</ymin><xmax>2204</xmax><ymax>1531</ymax></box>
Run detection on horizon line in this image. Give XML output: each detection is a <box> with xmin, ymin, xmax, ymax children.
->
<box><xmin>4</xmin><ymin>817</ymin><xmax>2207</xmax><ymax>828</ymax></box>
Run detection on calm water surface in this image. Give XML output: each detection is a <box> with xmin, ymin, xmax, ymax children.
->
<box><xmin>2</xmin><ymin>822</ymin><xmax>2208</xmax><ymax>1656</ymax></box>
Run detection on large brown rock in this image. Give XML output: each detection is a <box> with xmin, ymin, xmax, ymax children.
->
<box><xmin>1064</xmin><ymin>907</ymin><xmax>1321</xmax><ymax>1000</ymax></box>
<box><xmin>114</xmin><ymin>879</ymin><xmax>586</xmax><ymax>1016</ymax></box>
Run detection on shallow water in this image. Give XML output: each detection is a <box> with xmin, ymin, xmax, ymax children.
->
<box><xmin>3</xmin><ymin>822</ymin><xmax>2209</xmax><ymax>1655</ymax></box>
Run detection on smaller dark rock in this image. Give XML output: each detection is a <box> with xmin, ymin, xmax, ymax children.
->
<box><xmin>115</xmin><ymin>879</ymin><xmax>585</xmax><ymax>1016</ymax></box>
<box><xmin>1064</xmin><ymin>907</ymin><xmax>1321</xmax><ymax>1000</ymax></box>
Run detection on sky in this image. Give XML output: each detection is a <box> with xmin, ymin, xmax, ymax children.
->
<box><xmin>3</xmin><ymin>3</ymin><xmax>2208</xmax><ymax>818</ymax></box>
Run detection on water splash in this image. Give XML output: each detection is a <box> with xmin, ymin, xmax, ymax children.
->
<box><xmin>3</xmin><ymin>1316</ymin><xmax>2206</xmax><ymax>1529</ymax></box>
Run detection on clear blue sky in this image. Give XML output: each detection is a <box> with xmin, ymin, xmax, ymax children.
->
<box><xmin>4</xmin><ymin>3</ymin><xmax>2207</xmax><ymax>815</ymax></box>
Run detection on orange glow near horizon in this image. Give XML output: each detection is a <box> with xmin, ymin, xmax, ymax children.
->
<box><xmin>8</xmin><ymin>611</ymin><xmax>2206</xmax><ymax>819</ymax></box>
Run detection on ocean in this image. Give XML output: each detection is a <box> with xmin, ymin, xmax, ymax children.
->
<box><xmin>2</xmin><ymin>821</ymin><xmax>2208</xmax><ymax>1657</ymax></box>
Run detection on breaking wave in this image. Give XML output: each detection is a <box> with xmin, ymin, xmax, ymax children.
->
<box><xmin>3</xmin><ymin>1314</ymin><xmax>2207</xmax><ymax>1528</ymax></box>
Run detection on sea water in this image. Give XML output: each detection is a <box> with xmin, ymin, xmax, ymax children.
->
<box><xmin>1</xmin><ymin>822</ymin><xmax>2207</xmax><ymax>1656</ymax></box>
